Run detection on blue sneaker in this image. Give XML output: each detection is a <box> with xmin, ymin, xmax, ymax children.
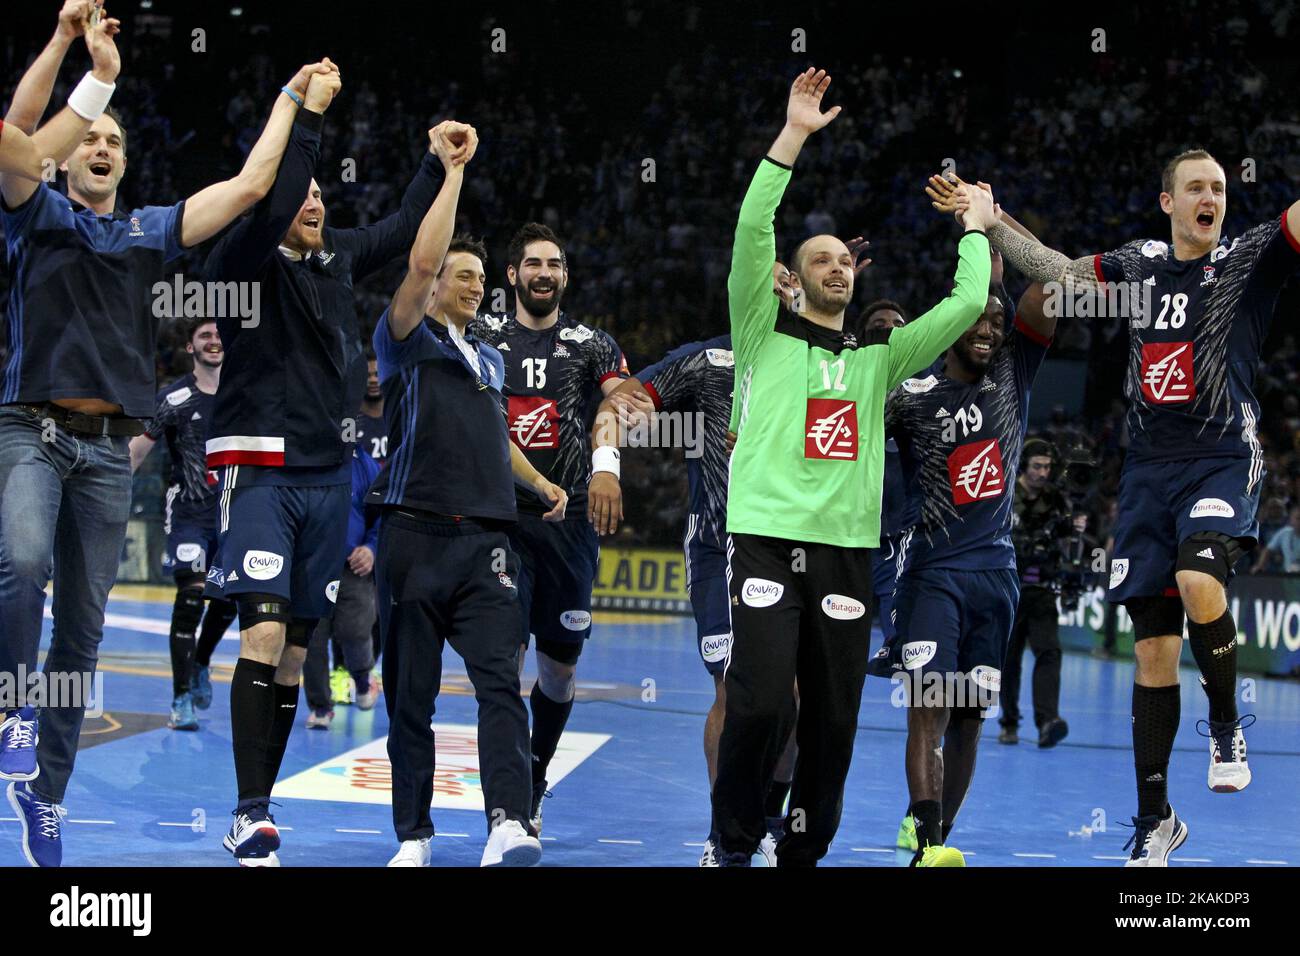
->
<box><xmin>191</xmin><ymin>664</ymin><xmax>213</xmax><ymax>710</ymax></box>
<box><xmin>7</xmin><ymin>781</ymin><xmax>65</xmax><ymax>867</ymax></box>
<box><xmin>0</xmin><ymin>707</ymin><xmax>39</xmax><ymax>781</ymax></box>
<box><xmin>223</xmin><ymin>804</ymin><xmax>281</xmax><ymax>866</ymax></box>
<box><xmin>168</xmin><ymin>692</ymin><xmax>199</xmax><ymax>731</ymax></box>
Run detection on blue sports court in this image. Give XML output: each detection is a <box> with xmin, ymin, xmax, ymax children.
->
<box><xmin>4</xmin><ymin>586</ymin><xmax>1296</xmax><ymax>868</ymax></box>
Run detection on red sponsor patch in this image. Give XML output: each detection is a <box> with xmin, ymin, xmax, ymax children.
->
<box><xmin>1140</xmin><ymin>341</ymin><xmax>1195</xmax><ymax>404</ymax></box>
<box><xmin>507</xmin><ymin>395</ymin><xmax>559</xmax><ymax>449</ymax></box>
<box><xmin>804</xmin><ymin>399</ymin><xmax>858</xmax><ymax>460</ymax></box>
<box><xmin>947</xmin><ymin>439</ymin><xmax>1006</xmax><ymax>505</ymax></box>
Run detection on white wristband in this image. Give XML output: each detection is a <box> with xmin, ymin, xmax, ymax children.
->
<box><xmin>592</xmin><ymin>445</ymin><xmax>621</xmax><ymax>480</ymax></box>
<box><xmin>68</xmin><ymin>72</ymin><xmax>116</xmax><ymax>121</ymax></box>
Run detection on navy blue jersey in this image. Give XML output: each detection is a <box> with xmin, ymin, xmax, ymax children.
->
<box><xmin>355</xmin><ymin>410</ymin><xmax>388</xmax><ymax>465</ymax></box>
<box><xmin>144</xmin><ymin>373</ymin><xmax>217</xmax><ymax>522</ymax></box>
<box><xmin>1</xmin><ymin>185</ymin><xmax>185</xmax><ymax>417</ymax></box>
<box><xmin>468</xmin><ymin>312</ymin><xmax>627</xmax><ymax>517</ymax></box>
<box><xmin>1094</xmin><ymin>212</ymin><xmax>1300</xmax><ymax>465</ymax></box>
<box><xmin>368</xmin><ymin>313</ymin><xmax>516</xmax><ymax>522</ymax></box>
<box><xmin>881</xmin><ymin>438</ymin><xmax>907</xmax><ymax>539</ymax></box>
<box><xmin>885</xmin><ymin>320</ymin><xmax>1051</xmax><ymax>573</ymax></box>
<box><xmin>635</xmin><ymin>334</ymin><xmax>733</xmax><ymax>547</ymax></box>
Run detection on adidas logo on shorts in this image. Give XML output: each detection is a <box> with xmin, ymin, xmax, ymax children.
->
<box><xmin>1196</xmin><ymin>547</ymin><xmax>1214</xmax><ymax>559</ymax></box>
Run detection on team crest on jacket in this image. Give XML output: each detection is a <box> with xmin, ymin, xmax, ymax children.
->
<box><xmin>498</xmin><ymin>571</ymin><xmax>516</xmax><ymax>589</ymax></box>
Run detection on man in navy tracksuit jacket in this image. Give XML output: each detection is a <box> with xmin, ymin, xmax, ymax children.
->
<box><xmin>201</xmin><ymin>69</ymin><xmax>447</xmax><ymax>866</ymax></box>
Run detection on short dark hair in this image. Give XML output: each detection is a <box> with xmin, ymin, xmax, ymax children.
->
<box><xmin>507</xmin><ymin>223</ymin><xmax>566</xmax><ymax>273</ymax></box>
<box><xmin>103</xmin><ymin>105</ymin><xmax>127</xmax><ymax>155</ymax></box>
<box><xmin>438</xmin><ymin>234</ymin><xmax>488</xmax><ymax>275</ymax></box>
<box><xmin>364</xmin><ymin>347</ymin><xmax>377</xmax><ymax>363</ymax></box>
<box><xmin>1161</xmin><ymin>148</ymin><xmax>1220</xmax><ymax>195</ymax></box>
<box><xmin>862</xmin><ymin>298</ymin><xmax>909</xmax><ymax>324</ymax></box>
<box><xmin>186</xmin><ymin>316</ymin><xmax>216</xmax><ymax>342</ymax></box>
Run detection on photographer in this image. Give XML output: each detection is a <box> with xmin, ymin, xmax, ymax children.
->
<box><xmin>1001</xmin><ymin>438</ymin><xmax>1073</xmax><ymax>748</ymax></box>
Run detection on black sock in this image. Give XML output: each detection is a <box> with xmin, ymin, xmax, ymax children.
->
<box><xmin>764</xmin><ymin>778</ymin><xmax>791</xmax><ymax>820</ymax></box>
<box><xmin>529</xmin><ymin>682</ymin><xmax>574</xmax><ymax>785</ymax></box>
<box><xmin>168</xmin><ymin>632</ymin><xmax>196</xmax><ymax>700</ymax></box>
<box><xmin>195</xmin><ymin>599</ymin><xmax>237</xmax><ymax>668</ymax></box>
<box><xmin>231</xmin><ymin>659</ymin><xmax>277</xmax><ymax>804</ymax></box>
<box><xmin>265</xmin><ymin>682</ymin><xmax>300</xmax><ymax>791</ymax></box>
<box><xmin>352</xmin><ymin>669</ymin><xmax>371</xmax><ymax>695</ymax></box>
<box><xmin>909</xmin><ymin>799</ymin><xmax>943</xmax><ymax>851</ymax></box>
<box><xmin>1132</xmin><ymin>683</ymin><xmax>1180</xmax><ymax>818</ymax></box>
<box><xmin>1186</xmin><ymin>610</ymin><xmax>1239</xmax><ymax>724</ymax></box>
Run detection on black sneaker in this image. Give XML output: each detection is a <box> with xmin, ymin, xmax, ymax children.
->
<box><xmin>998</xmin><ymin>725</ymin><xmax>1019</xmax><ymax>745</ymax></box>
<box><xmin>528</xmin><ymin>779</ymin><xmax>550</xmax><ymax>836</ymax></box>
<box><xmin>1038</xmin><ymin>717</ymin><xmax>1069</xmax><ymax>749</ymax></box>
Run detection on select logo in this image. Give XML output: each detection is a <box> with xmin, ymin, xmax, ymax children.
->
<box><xmin>49</xmin><ymin>886</ymin><xmax>151</xmax><ymax>936</ymax></box>
<box><xmin>821</xmin><ymin>594</ymin><xmax>865</xmax><ymax>620</ymax></box>
<box><xmin>741</xmin><ymin>578</ymin><xmax>784</xmax><ymax>608</ymax></box>
<box><xmin>242</xmin><ymin>550</ymin><xmax>284</xmax><ymax>581</ymax></box>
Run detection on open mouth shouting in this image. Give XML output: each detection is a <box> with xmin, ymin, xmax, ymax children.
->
<box><xmin>87</xmin><ymin>159</ymin><xmax>113</xmax><ymax>180</ymax></box>
<box><xmin>1195</xmin><ymin>210</ymin><xmax>1215</xmax><ymax>229</ymax></box>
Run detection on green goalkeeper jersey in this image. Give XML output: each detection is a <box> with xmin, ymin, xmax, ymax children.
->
<box><xmin>726</xmin><ymin>156</ymin><xmax>992</xmax><ymax>548</ymax></box>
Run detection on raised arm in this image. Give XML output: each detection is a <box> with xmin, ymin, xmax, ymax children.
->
<box><xmin>2</xmin><ymin>4</ymin><xmax>119</xmax><ymax>207</ymax></box>
<box><xmin>385</xmin><ymin>123</ymin><xmax>472</xmax><ymax>341</ymax></box>
<box><xmin>1015</xmin><ymin>281</ymin><xmax>1058</xmax><ymax>341</ymax></box>
<box><xmin>730</xmin><ymin>69</ymin><xmax>841</xmax><ymax>357</ymax></box>
<box><xmin>5</xmin><ymin>1</ymin><xmax>90</xmax><ymax>133</ymax></box>
<box><xmin>179</xmin><ymin>60</ymin><xmax>337</xmax><ymax>249</ymax></box>
<box><xmin>345</xmin><ymin>126</ymin><xmax>475</xmax><ymax>282</ymax></box>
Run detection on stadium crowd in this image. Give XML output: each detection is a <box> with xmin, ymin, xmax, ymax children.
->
<box><xmin>2</xmin><ymin>0</ymin><xmax>1298</xmax><ymax>563</ymax></box>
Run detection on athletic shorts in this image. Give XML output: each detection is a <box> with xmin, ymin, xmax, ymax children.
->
<box><xmin>204</xmin><ymin>480</ymin><xmax>349</xmax><ymax>620</ymax></box>
<box><xmin>162</xmin><ymin>520</ymin><xmax>219</xmax><ymax>579</ymax></box>
<box><xmin>872</xmin><ymin>533</ymin><xmax>901</xmax><ymax>643</ymax></box>
<box><xmin>511</xmin><ymin>514</ymin><xmax>599</xmax><ymax>662</ymax></box>
<box><xmin>685</xmin><ymin>514</ymin><xmax>730</xmax><ymax>675</ymax></box>
<box><xmin>1108</xmin><ymin>456</ymin><xmax>1261</xmax><ymax>603</ymax></box>
<box><xmin>867</xmin><ymin>566</ymin><xmax>1019</xmax><ymax>701</ymax></box>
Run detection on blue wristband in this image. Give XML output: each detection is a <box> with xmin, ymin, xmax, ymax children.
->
<box><xmin>281</xmin><ymin>86</ymin><xmax>304</xmax><ymax>107</ymax></box>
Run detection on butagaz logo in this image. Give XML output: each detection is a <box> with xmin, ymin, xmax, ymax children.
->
<box><xmin>508</xmin><ymin>396</ymin><xmax>559</xmax><ymax>449</ymax></box>
<box><xmin>1140</xmin><ymin>342</ymin><xmax>1194</xmax><ymax>403</ymax></box>
<box><xmin>1189</xmin><ymin>497</ymin><xmax>1235</xmax><ymax>519</ymax></box>
<box><xmin>804</xmin><ymin>399</ymin><xmax>858</xmax><ymax>460</ymax></box>
<box><xmin>741</xmin><ymin>578</ymin><xmax>784</xmax><ymax>607</ymax></box>
<box><xmin>970</xmin><ymin>665</ymin><xmax>1002</xmax><ymax>692</ymax></box>
<box><xmin>242</xmin><ymin>550</ymin><xmax>284</xmax><ymax>581</ymax></box>
<box><xmin>552</xmin><ymin>343</ymin><xmax>571</xmax><ymax>358</ymax></box>
<box><xmin>129</xmin><ymin>216</ymin><xmax>145</xmax><ymax>237</ymax></box>
<box><xmin>165</xmin><ymin>386</ymin><xmax>192</xmax><ymax>407</ymax></box>
<box><xmin>560</xmin><ymin>610</ymin><xmax>592</xmax><ymax>631</ymax></box>
<box><xmin>705</xmin><ymin>348</ymin><xmax>734</xmax><ymax>368</ymax></box>
<box><xmin>902</xmin><ymin>375</ymin><xmax>938</xmax><ymax>394</ymax></box>
<box><xmin>1109</xmin><ymin>558</ymin><xmax>1129</xmax><ymax>589</ymax></box>
<box><xmin>701</xmin><ymin>633</ymin><xmax>732</xmax><ymax>663</ymax></box>
<box><xmin>176</xmin><ymin>543</ymin><xmax>203</xmax><ymax>563</ymax></box>
<box><xmin>821</xmin><ymin>594</ymin><xmax>866</xmax><ymax>620</ymax></box>
<box><xmin>1201</xmin><ymin>264</ymin><xmax>1217</xmax><ymax>287</ymax></box>
<box><xmin>901</xmin><ymin>641</ymin><xmax>936</xmax><ymax>669</ymax></box>
<box><xmin>1141</xmin><ymin>240</ymin><xmax>1169</xmax><ymax>259</ymax></box>
<box><xmin>558</xmin><ymin>325</ymin><xmax>594</xmax><ymax>344</ymax></box>
<box><xmin>498</xmin><ymin>571</ymin><xmax>516</xmax><ymax>589</ymax></box>
<box><xmin>50</xmin><ymin>886</ymin><xmax>151</xmax><ymax>936</ymax></box>
<box><xmin>326</xmin><ymin>580</ymin><xmax>340</xmax><ymax>604</ymax></box>
<box><xmin>947</xmin><ymin>439</ymin><xmax>1005</xmax><ymax>505</ymax></box>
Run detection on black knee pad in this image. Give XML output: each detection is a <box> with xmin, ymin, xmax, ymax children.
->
<box><xmin>172</xmin><ymin>586</ymin><xmax>206</xmax><ymax>635</ymax></box>
<box><xmin>237</xmin><ymin>593</ymin><xmax>291</xmax><ymax>630</ymax></box>
<box><xmin>535</xmin><ymin>637</ymin><xmax>583</xmax><ymax>666</ymax></box>
<box><xmin>286</xmin><ymin>618</ymin><xmax>318</xmax><ymax>649</ymax></box>
<box><xmin>1175</xmin><ymin>532</ymin><xmax>1245</xmax><ymax>587</ymax></box>
<box><xmin>203</xmin><ymin>597</ymin><xmax>239</xmax><ymax>633</ymax></box>
<box><xmin>949</xmin><ymin>704</ymin><xmax>984</xmax><ymax>726</ymax></box>
<box><xmin>1124</xmin><ymin>595</ymin><xmax>1185</xmax><ymax>642</ymax></box>
<box><xmin>174</xmin><ymin>570</ymin><xmax>207</xmax><ymax>591</ymax></box>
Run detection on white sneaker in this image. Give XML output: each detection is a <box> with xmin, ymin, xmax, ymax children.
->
<box><xmin>480</xmin><ymin>819</ymin><xmax>542</xmax><ymax>867</ymax></box>
<box><xmin>1202</xmin><ymin>717</ymin><xmax>1253</xmax><ymax>793</ymax></box>
<box><xmin>1124</xmin><ymin>809</ymin><xmax>1188</xmax><ymax>867</ymax></box>
<box><xmin>754</xmin><ymin>830</ymin><xmax>778</xmax><ymax>867</ymax></box>
<box><xmin>387</xmin><ymin>837</ymin><xmax>431</xmax><ymax>867</ymax></box>
<box><xmin>698</xmin><ymin>838</ymin><xmax>718</xmax><ymax>867</ymax></box>
<box><xmin>305</xmin><ymin>708</ymin><xmax>333</xmax><ymax>730</ymax></box>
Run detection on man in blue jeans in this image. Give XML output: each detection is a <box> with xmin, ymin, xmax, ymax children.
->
<box><xmin>0</xmin><ymin>10</ymin><xmax>340</xmax><ymax>864</ymax></box>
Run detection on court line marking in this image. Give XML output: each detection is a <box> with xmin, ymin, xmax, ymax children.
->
<box><xmin>158</xmin><ymin>822</ymin><xmax>200</xmax><ymax>828</ymax></box>
<box><xmin>68</xmin><ymin>819</ymin><xmax>116</xmax><ymax>825</ymax></box>
<box><xmin>1093</xmin><ymin>855</ymin><xmax>1127</xmax><ymax>860</ymax></box>
<box><xmin>1178</xmin><ymin>858</ymin><xmax>1213</xmax><ymax>863</ymax></box>
<box><xmin>1245</xmin><ymin>859</ymin><xmax>1288</xmax><ymax>865</ymax></box>
<box><xmin>598</xmin><ymin>839</ymin><xmax>643</xmax><ymax>845</ymax></box>
<box><xmin>851</xmin><ymin>847</ymin><xmax>893</xmax><ymax>854</ymax></box>
<box><xmin>1013</xmin><ymin>852</ymin><xmax>1056</xmax><ymax>858</ymax></box>
<box><xmin>335</xmin><ymin>828</ymin><xmax>382</xmax><ymax>835</ymax></box>
<box><xmin>434</xmin><ymin>832</ymin><xmax>469</xmax><ymax>838</ymax></box>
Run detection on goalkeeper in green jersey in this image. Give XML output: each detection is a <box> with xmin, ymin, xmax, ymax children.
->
<box><xmin>711</xmin><ymin>68</ymin><xmax>997</xmax><ymax>866</ymax></box>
